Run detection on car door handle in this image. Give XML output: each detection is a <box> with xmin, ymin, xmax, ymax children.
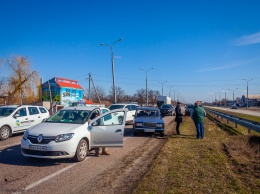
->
<box><xmin>38</xmin><ymin>116</ymin><xmax>41</xmax><ymax>118</ymax></box>
<box><xmin>25</xmin><ymin>118</ymin><xmax>28</xmax><ymax>120</ymax></box>
<box><xmin>115</xmin><ymin>129</ymin><xmax>122</xmax><ymax>133</ymax></box>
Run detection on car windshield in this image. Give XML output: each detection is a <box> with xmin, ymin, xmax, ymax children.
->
<box><xmin>161</xmin><ymin>104</ymin><xmax>171</xmax><ymax>108</ymax></box>
<box><xmin>136</xmin><ymin>109</ymin><xmax>160</xmax><ymax>117</ymax></box>
<box><xmin>109</xmin><ymin>105</ymin><xmax>124</xmax><ymax>110</ymax></box>
<box><xmin>0</xmin><ymin>107</ymin><xmax>17</xmax><ymax>117</ymax></box>
<box><xmin>46</xmin><ymin>110</ymin><xmax>91</xmax><ymax>124</ymax></box>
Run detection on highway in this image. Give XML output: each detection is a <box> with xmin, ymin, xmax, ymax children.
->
<box><xmin>0</xmin><ymin>116</ymin><xmax>174</xmax><ymax>194</ymax></box>
<box><xmin>205</xmin><ymin>106</ymin><xmax>260</xmax><ymax>117</ymax></box>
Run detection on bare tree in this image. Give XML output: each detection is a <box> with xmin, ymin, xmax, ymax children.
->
<box><xmin>5</xmin><ymin>55</ymin><xmax>39</xmax><ymax>104</ymax></box>
<box><xmin>133</xmin><ymin>88</ymin><xmax>146</xmax><ymax>105</ymax></box>
<box><xmin>88</xmin><ymin>85</ymin><xmax>107</xmax><ymax>103</ymax></box>
<box><xmin>108</xmin><ymin>86</ymin><xmax>126</xmax><ymax>103</ymax></box>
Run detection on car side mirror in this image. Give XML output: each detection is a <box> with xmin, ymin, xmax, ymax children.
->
<box><xmin>92</xmin><ymin>121</ymin><xmax>98</xmax><ymax>126</ymax></box>
<box><xmin>13</xmin><ymin>113</ymin><xmax>20</xmax><ymax>118</ymax></box>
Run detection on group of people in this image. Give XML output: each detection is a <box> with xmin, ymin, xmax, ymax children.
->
<box><xmin>175</xmin><ymin>101</ymin><xmax>206</xmax><ymax>139</ymax></box>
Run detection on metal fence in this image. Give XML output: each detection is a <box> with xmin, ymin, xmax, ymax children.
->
<box><xmin>204</xmin><ymin>108</ymin><xmax>260</xmax><ymax>133</ymax></box>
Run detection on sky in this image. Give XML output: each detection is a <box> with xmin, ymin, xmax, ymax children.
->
<box><xmin>0</xmin><ymin>0</ymin><xmax>260</xmax><ymax>104</ymax></box>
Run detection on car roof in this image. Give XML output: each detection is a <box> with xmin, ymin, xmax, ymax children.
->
<box><xmin>61</xmin><ymin>106</ymin><xmax>100</xmax><ymax>111</ymax></box>
<box><xmin>0</xmin><ymin>105</ymin><xmax>45</xmax><ymax>108</ymax></box>
<box><xmin>137</xmin><ymin>106</ymin><xmax>159</xmax><ymax>111</ymax></box>
<box><xmin>110</xmin><ymin>103</ymin><xmax>137</xmax><ymax>106</ymax></box>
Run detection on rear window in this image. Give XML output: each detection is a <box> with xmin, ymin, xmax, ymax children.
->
<box><xmin>109</xmin><ymin>105</ymin><xmax>124</xmax><ymax>110</ymax></box>
<box><xmin>39</xmin><ymin>107</ymin><xmax>48</xmax><ymax>113</ymax></box>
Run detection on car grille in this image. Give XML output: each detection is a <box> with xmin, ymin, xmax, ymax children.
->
<box><xmin>143</xmin><ymin>122</ymin><xmax>157</xmax><ymax>128</ymax></box>
<box><xmin>27</xmin><ymin>135</ymin><xmax>56</xmax><ymax>144</ymax></box>
<box><xmin>22</xmin><ymin>149</ymin><xmax>66</xmax><ymax>156</ymax></box>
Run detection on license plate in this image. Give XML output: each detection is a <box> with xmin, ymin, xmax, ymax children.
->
<box><xmin>29</xmin><ymin>145</ymin><xmax>47</xmax><ymax>151</ymax></box>
<box><xmin>144</xmin><ymin>129</ymin><xmax>155</xmax><ymax>133</ymax></box>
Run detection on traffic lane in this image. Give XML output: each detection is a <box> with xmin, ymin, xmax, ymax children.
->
<box><xmin>1</xmin><ymin>137</ymin><xmax>151</xmax><ymax>193</ymax></box>
<box><xmin>206</xmin><ymin>106</ymin><xmax>260</xmax><ymax>117</ymax></box>
<box><xmin>0</xmin><ymin>118</ymin><xmax>173</xmax><ymax>193</ymax></box>
<box><xmin>0</xmin><ymin>126</ymin><xmax>149</xmax><ymax>193</ymax></box>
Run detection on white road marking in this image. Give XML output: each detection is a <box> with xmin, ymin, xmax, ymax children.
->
<box><xmin>22</xmin><ymin>138</ymin><xmax>130</xmax><ymax>191</ymax></box>
<box><xmin>23</xmin><ymin>157</ymin><xmax>90</xmax><ymax>191</ymax></box>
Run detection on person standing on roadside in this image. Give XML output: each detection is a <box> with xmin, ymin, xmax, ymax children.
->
<box><xmin>192</xmin><ymin>101</ymin><xmax>206</xmax><ymax>139</ymax></box>
<box><xmin>175</xmin><ymin>101</ymin><xmax>183</xmax><ymax>135</ymax></box>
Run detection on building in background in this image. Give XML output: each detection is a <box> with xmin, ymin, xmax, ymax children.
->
<box><xmin>41</xmin><ymin>77</ymin><xmax>83</xmax><ymax>107</ymax></box>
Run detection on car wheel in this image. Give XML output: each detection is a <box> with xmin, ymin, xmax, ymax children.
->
<box><xmin>133</xmin><ymin>130</ymin><xmax>137</xmax><ymax>136</ymax></box>
<box><xmin>118</xmin><ymin>116</ymin><xmax>124</xmax><ymax>124</ymax></box>
<box><xmin>0</xmin><ymin>126</ymin><xmax>11</xmax><ymax>140</ymax></box>
<box><xmin>160</xmin><ymin>132</ymin><xmax>164</xmax><ymax>137</ymax></box>
<box><xmin>73</xmin><ymin>139</ymin><xmax>88</xmax><ymax>162</ymax></box>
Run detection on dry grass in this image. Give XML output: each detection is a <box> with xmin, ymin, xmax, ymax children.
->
<box><xmin>133</xmin><ymin>116</ymin><xmax>260</xmax><ymax>194</ymax></box>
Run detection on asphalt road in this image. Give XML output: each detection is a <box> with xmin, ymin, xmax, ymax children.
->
<box><xmin>205</xmin><ymin>106</ymin><xmax>260</xmax><ymax>117</ymax></box>
<box><xmin>0</xmin><ymin>116</ymin><xmax>174</xmax><ymax>194</ymax></box>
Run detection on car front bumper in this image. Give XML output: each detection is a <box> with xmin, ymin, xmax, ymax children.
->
<box><xmin>133</xmin><ymin>127</ymin><xmax>164</xmax><ymax>133</ymax></box>
<box><xmin>21</xmin><ymin>137</ymin><xmax>79</xmax><ymax>159</ymax></box>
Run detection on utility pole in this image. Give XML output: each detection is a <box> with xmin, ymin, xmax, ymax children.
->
<box><xmin>243</xmin><ymin>79</ymin><xmax>253</xmax><ymax>109</ymax></box>
<box><xmin>88</xmin><ymin>73</ymin><xmax>91</xmax><ymax>101</ymax></box>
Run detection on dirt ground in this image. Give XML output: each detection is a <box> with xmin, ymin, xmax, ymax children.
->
<box><xmin>75</xmin><ymin>122</ymin><xmax>175</xmax><ymax>194</ymax></box>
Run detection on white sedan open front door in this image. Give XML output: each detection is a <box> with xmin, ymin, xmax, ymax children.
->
<box><xmin>89</xmin><ymin>108</ymin><xmax>127</xmax><ymax>148</ymax></box>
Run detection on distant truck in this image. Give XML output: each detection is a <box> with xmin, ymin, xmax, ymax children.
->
<box><xmin>157</xmin><ymin>96</ymin><xmax>171</xmax><ymax>108</ymax></box>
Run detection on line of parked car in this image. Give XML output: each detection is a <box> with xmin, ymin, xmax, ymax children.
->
<box><xmin>0</xmin><ymin>102</ymin><xmax>172</xmax><ymax>162</ymax></box>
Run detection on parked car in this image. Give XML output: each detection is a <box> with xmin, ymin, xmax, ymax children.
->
<box><xmin>230</xmin><ymin>105</ymin><xmax>238</xmax><ymax>109</ymax></box>
<box><xmin>0</xmin><ymin>105</ymin><xmax>49</xmax><ymax>140</ymax></box>
<box><xmin>159</xmin><ymin>104</ymin><xmax>175</xmax><ymax>116</ymax></box>
<box><xmin>185</xmin><ymin>104</ymin><xmax>195</xmax><ymax>116</ymax></box>
<box><xmin>108</xmin><ymin>103</ymin><xmax>138</xmax><ymax>124</ymax></box>
<box><xmin>21</xmin><ymin>106</ymin><xmax>127</xmax><ymax>162</ymax></box>
<box><xmin>133</xmin><ymin>107</ymin><xmax>164</xmax><ymax>137</ymax></box>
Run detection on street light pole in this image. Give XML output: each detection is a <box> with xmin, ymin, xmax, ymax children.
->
<box><xmin>242</xmin><ymin>79</ymin><xmax>253</xmax><ymax>109</ymax></box>
<box><xmin>222</xmin><ymin>88</ymin><xmax>229</xmax><ymax>107</ymax></box>
<box><xmin>159</xmin><ymin>81</ymin><xmax>167</xmax><ymax>96</ymax></box>
<box><xmin>228</xmin><ymin>88</ymin><xmax>238</xmax><ymax>103</ymax></box>
<box><xmin>100</xmin><ymin>38</ymin><xmax>123</xmax><ymax>103</ymax></box>
<box><xmin>140</xmin><ymin>67</ymin><xmax>153</xmax><ymax>106</ymax></box>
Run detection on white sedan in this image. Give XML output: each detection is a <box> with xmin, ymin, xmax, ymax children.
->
<box><xmin>21</xmin><ymin>106</ymin><xmax>127</xmax><ymax>162</ymax></box>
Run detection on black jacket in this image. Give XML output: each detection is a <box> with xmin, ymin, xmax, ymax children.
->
<box><xmin>175</xmin><ymin>106</ymin><xmax>182</xmax><ymax>123</ymax></box>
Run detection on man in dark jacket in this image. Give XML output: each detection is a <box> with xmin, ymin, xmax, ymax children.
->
<box><xmin>175</xmin><ymin>102</ymin><xmax>183</xmax><ymax>135</ymax></box>
<box><xmin>192</xmin><ymin>101</ymin><xmax>206</xmax><ymax>139</ymax></box>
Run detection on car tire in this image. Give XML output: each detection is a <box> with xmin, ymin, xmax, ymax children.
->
<box><xmin>0</xmin><ymin>126</ymin><xmax>11</xmax><ymax>140</ymax></box>
<box><xmin>73</xmin><ymin>139</ymin><xmax>88</xmax><ymax>162</ymax></box>
<box><xmin>133</xmin><ymin>130</ymin><xmax>137</xmax><ymax>136</ymax></box>
<box><xmin>118</xmin><ymin>116</ymin><xmax>124</xmax><ymax>124</ymax></box>
<box><xmin>160</xmin><ymin>132</ymin><xmax>164</xmax><ymax>137</ymax></box>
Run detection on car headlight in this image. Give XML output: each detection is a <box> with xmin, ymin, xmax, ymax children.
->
<box><xmin>23</xmin><ymin>130</ymin><xmax>29</xmax><ymax>140</ymax></box>
<box><xmin>157</xmin><ymin>123</ymin><xmax>164</xmax><ymax>128</ymax></box>
<box><xmin>55</xmin><ymin>133</ymin><xmax>74</xmax><ymax>142</ymax></box>
<box><xmin>135</xmin><ymin>123</ymin><xmax>143</xmax><ymax>127</ymax></box>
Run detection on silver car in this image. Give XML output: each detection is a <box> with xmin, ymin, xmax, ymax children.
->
<box><xmin>21</xmin><ymin>106</ymin><xmax>127</xmax><ymax>162</ymax></box>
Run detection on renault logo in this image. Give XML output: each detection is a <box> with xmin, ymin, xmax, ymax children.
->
<box><xmin>37</xmin><ymin>134</ymin><xmax>43</xmax><ymax>143</ymax></box>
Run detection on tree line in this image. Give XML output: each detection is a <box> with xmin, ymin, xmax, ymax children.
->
<box><xmin>0</xmin><ymin>55</ymin><xmax>161</xmax><ymax>106</ymax></box>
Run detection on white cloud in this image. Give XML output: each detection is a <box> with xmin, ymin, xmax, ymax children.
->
<box><xmin>198</xmin><ymin>61</ymin><xmax>250</xmax><ymax>72</ymax></box>
<box><xmin>234</xmin><ymin>32</ymin><xmax>260</xmax><ymax>46</ymax></box>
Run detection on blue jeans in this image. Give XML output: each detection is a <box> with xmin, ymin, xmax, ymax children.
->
<box><xmin>195</xmin><ymin>122</ymin><xmax>204</xmax><ymax>139</ymax></box>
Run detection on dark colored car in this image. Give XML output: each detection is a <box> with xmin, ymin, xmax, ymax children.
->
<box><xmin>185</xmin><ymin>104</ymin><xmax>195</xmax><ymax>116</ymax></box>
<box><xmin>159</xmin><ymin>104</ymin><xmax>175</xmax><ymax>116</ymax></box>
<box><xmin>133</xmin><ymin>107</ymin><xmax>164</xmax><ymax>137</ymax></box>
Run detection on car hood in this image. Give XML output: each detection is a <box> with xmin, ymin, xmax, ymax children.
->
<box><xmin>160</xmin><ymin>108</ymin><xmax>171</xmax><ymax>110</ymax></box>
<box><xmin>134</xmin><ymin>117</ymin><xmax>164</xmax><ymax>123</ymax></box>
<box><xmin>27</xmin><ymin>122</ymin><xmax>83</xmax><ymax>136</ymax></box>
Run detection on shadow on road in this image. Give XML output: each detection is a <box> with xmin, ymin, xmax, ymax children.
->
<box><xmin>0</xmin><ymin>144</ymin><xmax>75</xmax><ymax>166</ymax></box>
